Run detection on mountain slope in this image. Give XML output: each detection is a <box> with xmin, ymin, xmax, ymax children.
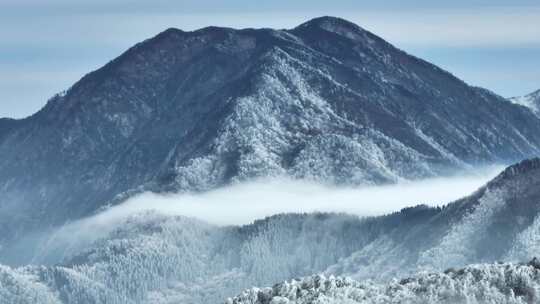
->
<box><xmin>511</xmin><ymin>89</ymin><xmax>540</xmax><ymax>117</ymax></box>
<box><xmin>1</xmin><ymin>159</ymin><xmax>540</xmax><ymax>303</ymax></box>
<box><xmin>327</xmin><ymin>157</ymin><xmax>540</xmax><ymax>280</ymax></box>
<box><xmin>2</xmin><ymin>16</ymin><xmax>540</xmax><ymax>247</ymax></box>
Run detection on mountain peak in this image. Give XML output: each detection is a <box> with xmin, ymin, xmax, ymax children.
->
<box><xmin>158</xmin><ymin>27</ymin><xmax>184</xmax><ymax>36</ymax></box>
<box><xmin>299</xmin><ymin>16</ymin><xmax>358</xmax><ymax>26</ymax></box>
<box><xmin>295</xmin><ymin>16</ymin><xmax>366</xmax><ymax>37</ymax></box>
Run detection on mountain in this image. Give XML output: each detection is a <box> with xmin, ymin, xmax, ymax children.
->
<box><xmin>510</xmin><ymin>89</ymin><xmax>540</xmax><ymax>117</ymax></box>
<box><xmin>229</xmin><ymin>260</ymin><xmax>540</xmax><ymax>304</ymax></box>
<box><xmin>1</xmin><ymin>158</ymin><xmax>540</xmax><ymax>303</ymax></box>
<box><xmin>2</xmin><ymin>16</ymin><xmax>540</xmax><ymax>248</ymax></box>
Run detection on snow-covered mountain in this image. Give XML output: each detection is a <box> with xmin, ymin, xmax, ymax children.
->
<box><xmin>1</xmin><ymin>16</ymin><xmax>540</xmax><ymax>252</ymax></box>
<box><xmin>511</xmin><ymin>89</ymin><xmax>540</xmax><ymax>117</ymax></box>
<box><xmin>229</xmin><ymin>260</ymin><xmax>540</xmax><ymax>304</ymax></box>
<box><xmin>1</xmin><ymin>158</ymin><xmax>539</xmax><ymax>303</ymax></box>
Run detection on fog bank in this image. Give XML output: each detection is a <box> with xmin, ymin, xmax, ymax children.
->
<box><xmin>102</xmin><ymin>166</ymin><xmax>504</xmax><ymax>226</ymax></box>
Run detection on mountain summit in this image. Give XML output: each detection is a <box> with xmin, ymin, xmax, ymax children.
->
<box><xmin>1</xmin><ymin>17</ymin><xmax>540</xmax><ymax>247</ymax></box>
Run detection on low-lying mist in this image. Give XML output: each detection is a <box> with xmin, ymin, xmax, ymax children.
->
<box><xmin>121</xmin><ymin>167</ymin><xmax>503</xmax><ymax>225</ymax></box>
<box><xmin>20</xmin><ymin>166</ymin><xmax>503</xmax><ymax>265</ymax></box>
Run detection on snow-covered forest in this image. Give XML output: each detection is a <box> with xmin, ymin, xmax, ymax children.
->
<box><xmin>230</xmin><ymin>260</ymin><xmax>540</xmax><ymax>304</ymax></box>
<box><xmin>1</xmin><ymin>158</ymin><xmax>540</xmax><ymax>303</ymax></box>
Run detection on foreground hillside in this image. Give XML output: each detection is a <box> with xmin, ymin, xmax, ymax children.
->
<box><xmin>1</xmin><ymin>17</ymin><xmax>540</xmax><ymax>249</ymax></box>
<box><xmin>229</xmin><ymin>260</ymin><xmax>540</xmax><ymax>304</ymax></box>
<box><xmin>0</xmin><ymin>158</ymin><xmax>539</xmax><ymax>303</ymax></box>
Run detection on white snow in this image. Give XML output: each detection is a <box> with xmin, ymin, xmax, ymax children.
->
<box><xmin>229</xmin><ymin>262</ymin><xmax>540</xmax><ymax>304</ymax></box>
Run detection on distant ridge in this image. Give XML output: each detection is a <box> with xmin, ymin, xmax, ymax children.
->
<box><xmin>510</xmin><ymin>89</ymin><xmax>540</xmax><ymax>117</ymax></box>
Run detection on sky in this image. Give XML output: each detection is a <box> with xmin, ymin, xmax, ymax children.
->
<box><xmin>1</xmin><ymin>0</ymin><xmax>539</xmax><ymax>118</ymax></box>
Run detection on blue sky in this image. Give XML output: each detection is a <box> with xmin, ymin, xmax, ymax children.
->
<box><xmin>1</xmin><ymin>0</ymin><xmax>539</xmax><ymax>118</ymax></box>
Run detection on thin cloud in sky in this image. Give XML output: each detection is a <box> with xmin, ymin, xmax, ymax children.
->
<box><xmin>347</xmin><ymin>8</ymin><xmax>540</xmax><ymax>47</ymax></box>
<box><xmin>3</xmin><ymin>8</ymin><xmax>539</xmax><ymax>48</ymax></box>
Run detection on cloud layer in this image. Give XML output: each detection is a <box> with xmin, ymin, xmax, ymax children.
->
<box><xmin>108</xmin><ymin>166</ymin><xmax>503</xmax><ymax>226</ymax></box>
